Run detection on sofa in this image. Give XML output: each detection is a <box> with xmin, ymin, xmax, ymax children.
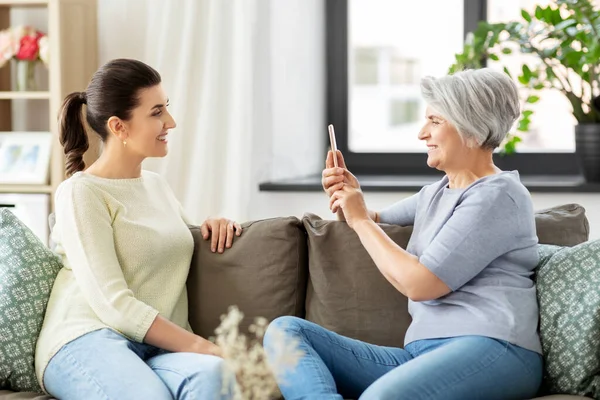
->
<box><xmin>0</xmin><ymin>204</ymin><xmax>593</xmax><ymax>400</ymax></box>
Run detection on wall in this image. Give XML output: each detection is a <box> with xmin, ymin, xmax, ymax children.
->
<box><xmin>246</xmin><ymin>0</ymin><xmax>325</xmax><ymax>216</ymax></box>
<box><xmin>264</xmin><ymin>0</ymin><xmax>326</xmax><ymax>182</ymax></box>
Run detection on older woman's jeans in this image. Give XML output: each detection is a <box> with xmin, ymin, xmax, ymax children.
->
<box><xmin>264</xmin><ymin>317</ymin><xmax>543</xmax><ymax>400</ymax></box>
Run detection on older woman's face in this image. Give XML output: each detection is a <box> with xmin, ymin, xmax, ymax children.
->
<box><xmin>418</xmin><ymin>107</ymin><xmax>466</xmax><ymax>171</ymax></box>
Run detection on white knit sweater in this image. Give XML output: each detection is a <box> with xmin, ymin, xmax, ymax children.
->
<box><xmin>35</xmin><ymin>170</ymin><xmax>194</xmax><ymax>391</ymax></box>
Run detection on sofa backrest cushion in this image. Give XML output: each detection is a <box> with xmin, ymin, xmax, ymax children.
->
<box><xmin>302</xmin><ymin>213</ymin><xmax>412</xmax><ymax>347</ymax></box>
<box><xmin>301</xmin><ymin>203</ymin><xmax>590</xmax><ymax>348</ymax></box>
<box><xmin>187</xmin><ymin>217</ymin><xmax>308</xmax><ymax>338</ymax></box>
<box><xmin>535</xmin><ymin>204</ymin><xmax>589</xmax><ymax>246</ymax></box>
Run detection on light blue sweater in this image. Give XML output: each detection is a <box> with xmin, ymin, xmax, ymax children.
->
<box><xmin>379</xmin><ymin>171</ymin><xmax>542</xmax><ymax>354</ymax></box>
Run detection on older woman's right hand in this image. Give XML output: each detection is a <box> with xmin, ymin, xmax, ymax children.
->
<box><xmin>322</xmin><ymin>150</ymin><xmax>360</xmax><ymax>217</ymax></box>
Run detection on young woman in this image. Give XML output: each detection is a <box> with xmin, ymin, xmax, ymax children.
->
<box><xmin>36</xmin><ymin>59</ymin><xmax>240</xmax><ymax>400</ymax></box>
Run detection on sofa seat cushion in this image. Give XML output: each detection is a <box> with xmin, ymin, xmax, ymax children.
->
<box><xmin>531</xmin><ymin>396</ymin><xmax>593</xmax><ymax>399</ymax></box>
<box><xmin>187</xmin><ymin>217</ymin><xmax>308</xmax><ymax>337</ymax></box>
<box><xmin>536</xmin><ymin>240</ymin><xmax>600</xmax><ymax>398</ymax></box>
<box><xmin>0</xmin><ymin>391</ymin><xmax>53</xmax><ymax>399</ymax></box>
<box><xmin>0</xmin><ymin>210</ymin><xmax>62</xmax><ymax>392</ymax></box>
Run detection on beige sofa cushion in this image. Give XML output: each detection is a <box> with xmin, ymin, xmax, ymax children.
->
<box><xmin>302</xmin><ymin>204</ymin><xmax>590</xmax><ymax>348</ymax></box>
<box><xmin>303</xmin><ymin>213</ymin><xmax>412</xmax><ymax>348</ymax></box>
<box><xmin>531</xmin><ymin>396</ymin><xmax>592</xmax><ymax>400</ymax></box>
<box><xmin>535</xmin><ymin>204</ymin><xmax>589</xmax><ymax>246</ymax></box>
<box><xmin>0</xmin><ymin>392</ymin><xmax>53</xmax><ymax>399</ymax></box>
<box><xmin>187</xmin><ymin>217</ymin><xmax>308</xmax><ymax>338</ymax></box>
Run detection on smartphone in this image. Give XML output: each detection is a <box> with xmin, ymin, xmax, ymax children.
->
<box><xmin>328</xmin><ymin>124</ymin><xmax>338</xmax><ymax>168</ymax></box>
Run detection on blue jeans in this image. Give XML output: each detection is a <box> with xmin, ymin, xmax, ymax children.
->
<box><xmin>44</xmin><ymin>329</ymin><xmax>228</xmax><ymax>400</ymax></box>
<box><xmin>264</xmin><ymin>317</ymin><xmax>543</xmax><ymax>400</ymax></box>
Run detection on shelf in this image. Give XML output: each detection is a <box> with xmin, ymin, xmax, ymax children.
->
<box><xmin>0</xmin><ymin>0</ymin><xmax>48</xmax><ymax>6</ymax></box>
<box><xmin>0</xmin><ymin>91</ymin><xmax>51</xmax><ymax>100</ymax></box>
<box><xmin>0</xmin><ymin>184</ymin><xmax>52</xmax><ymax>194</ymax></box>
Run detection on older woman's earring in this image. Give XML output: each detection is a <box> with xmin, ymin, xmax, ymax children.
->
<box><xmin>123</xmin><ymin>141</ymin><xmax>127</xmax><ymax>148</ymax></box>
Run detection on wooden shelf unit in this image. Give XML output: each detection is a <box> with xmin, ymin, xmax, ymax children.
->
<box><xmin>0</xmin><ymin>184</ymin><xmax>53</xmax><ymax>194</ymax></box>
<box><xmin>0</xmin><ymin>1</ymin><xmax>49</xmax><ymax>7</ymax></box>
<box><xmin>0</xmin><ymin>91</ymin><xmax>51</xmax><ymax>99</ymax></box>
<box><xmin>0</xmin><ymin>0</ymin><xmax>98</xmax><ymax>202</ymax></box>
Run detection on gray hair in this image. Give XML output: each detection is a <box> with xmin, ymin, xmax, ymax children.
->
<box><xmin>420</xmin><ymin>68</ymin><xmax>520</xmax><ymax>150</ymax></box>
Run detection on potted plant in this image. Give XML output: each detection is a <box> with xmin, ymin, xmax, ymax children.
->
<box><xmin>449</xmin><ymin>0</ymin><xmax>600</xmax><ymax>182</ymax></box>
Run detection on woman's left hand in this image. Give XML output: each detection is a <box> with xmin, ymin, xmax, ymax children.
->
<box><xmin>329</xmin><ymin>185</ymin><xmax>370</xmax><ymax>230</ymax></box>
<box><xmin>201</xmin><ymin>218</ymin><xmax>243</xmax><ymax>253</ymax></box>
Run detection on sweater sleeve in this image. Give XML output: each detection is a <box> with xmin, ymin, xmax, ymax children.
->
<box><xmin>55</xmin><ymin>181</ymin><xmax>159</xmax><ymax>342</ymax></box>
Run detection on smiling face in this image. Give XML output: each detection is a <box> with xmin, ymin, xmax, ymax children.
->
<box><xmin>417</xmin><ymin>106</ymin><xmax>470</xmax><ymax>171</ymax></box>
<box><xmin>119</xmin><ymin>84</ymin><xmax>176</xmax><ymax>158</ymax></box>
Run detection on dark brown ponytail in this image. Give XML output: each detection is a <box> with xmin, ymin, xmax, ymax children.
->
<box><xmin>57</xmin><ymin>59</ymin><xmax>162</xmax><ymax>177</ymax></box>
<box><xmin>59</xmin><ymin>92</ymin><xmax>89</xmax><ymax>176</ymax></box>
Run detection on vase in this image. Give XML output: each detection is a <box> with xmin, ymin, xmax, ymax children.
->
<box><xmin>16</xmin><ymin>60</ymin><xmax>36</xmax><ymax>91</ymax></box>
<box><xmin>575</xmin><ymin>123</ymin><xmax>600</xmax><ymax>183</ymax></box>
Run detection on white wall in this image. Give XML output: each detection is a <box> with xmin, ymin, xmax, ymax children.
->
<box><xmin>246</xmin><ymin>0</ymin><xmax>325</xmax><ymax>216</ymax></box>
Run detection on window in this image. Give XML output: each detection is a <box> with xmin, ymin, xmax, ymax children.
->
<box><xmin>327</xmin><ymin>0</ymin><xmax>580</xmax><ymax>175</ymax></box>
<box><xmin>488</xmin><ymin>0</ymin><xmax>576</xmax><ymax>152</ymax></box>
<box><xmin>348</xmin><ymin>0</ymin><xmax>464</xmax><ymax>153</ymax></box>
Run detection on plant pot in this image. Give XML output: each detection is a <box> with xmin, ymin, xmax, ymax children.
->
<box><xmin>575</xmin><ymin>124</ymin><xmax>600</xmax><ymax>183</ymax></box>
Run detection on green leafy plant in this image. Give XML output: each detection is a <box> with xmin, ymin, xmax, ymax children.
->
<box><xmin>449</xmin><ymin>0</ymin><xmax>600</xmax><ymax>154</ymax></box>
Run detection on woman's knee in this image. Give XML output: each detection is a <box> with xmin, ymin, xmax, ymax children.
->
<box><xmin>264</xmin><ymin>316</ymin><xmax>307</xmax><ymax>342</ymax></box>
<box><xmin>148</xmin><ymin>353</ymin><xmax>225</xmax><ymax>399</ymax></box>
<box><xmin>154</xmin><ymin>352</ymin><xmax>224</xmax><ymax>378</ymax></box>
<box><xmin>263</xmin><ymin>316</ymin><xmax>310</xmax><ymax>364</ymax></box>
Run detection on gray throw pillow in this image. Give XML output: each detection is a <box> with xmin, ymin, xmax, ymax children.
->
<box><xmin>0</xmin><ymin>209</ymin><xmax>62</xmax><ymax>392</ymax></box>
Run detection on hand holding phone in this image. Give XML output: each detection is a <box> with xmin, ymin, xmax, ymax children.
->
<box><xmin>328</xmin><ymin>124</ymin><xmax>338</xmax><ymax>168</ymax></box>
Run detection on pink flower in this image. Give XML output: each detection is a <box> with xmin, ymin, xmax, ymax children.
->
<box><xmin>16</xmin><ymin>34</ymin><xmax>39</xmax><ymax>61</ymax></box>
<box><xmin>0</xmin><ymin>26</ymin><xmax>49</xmax><ymax>67</ymax></box>
<box><xmin>0</xmin><ymin>30</ymin><xmax>19</xmax><ymax>67</ymax></box>
<box><xmin>38</xmin><ymin>35</ymin><xmax>49</xmax><ymax>67</ymax></box>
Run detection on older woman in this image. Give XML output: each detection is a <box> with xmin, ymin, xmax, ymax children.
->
<box><xmin>264</xmin><ymin>68</ymin><xmax>542</xmax><ymax>400</ymax></box>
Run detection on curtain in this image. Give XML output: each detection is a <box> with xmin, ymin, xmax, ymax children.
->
<box><xmin>97</xmin><ymin>0</ymin><xmax>257</xmax><ymax>223</ymax></box>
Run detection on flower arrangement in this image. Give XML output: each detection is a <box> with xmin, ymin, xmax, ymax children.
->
<box><xmin>214</xmin><ymin>306</ymin><xmax>303</xmax><ymax>400</ymax></box>
<box><xmin>0</xmin><ymin>26</ymin><xmax>49</xmax><ymax>91</ymax></box>
<box><xmin>0</xmin><ymin>26</ymin><xmax>49</xmax><ymax>67</ymax></box>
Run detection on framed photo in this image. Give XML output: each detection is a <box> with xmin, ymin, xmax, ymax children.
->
<box><xmin>0</xmin><ymin>132</ymin><xmax>53</xmax><ymax>184</ymax></box>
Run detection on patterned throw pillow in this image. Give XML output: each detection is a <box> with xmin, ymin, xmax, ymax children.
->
<box><xmin>0</xmin><ymin>209</ymin><xmax>62</xmax><ymax>392</ymax></box>
<box><xmin>536</xmin><ymin>241</ymin><xmax>600</xmax><ymax>397</ymax></box>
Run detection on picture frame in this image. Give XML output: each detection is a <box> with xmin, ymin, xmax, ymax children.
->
<box><xmin>0</xmin><ymin>132</ymin><xmax>53</xmax><ymax>185</ymax></box>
